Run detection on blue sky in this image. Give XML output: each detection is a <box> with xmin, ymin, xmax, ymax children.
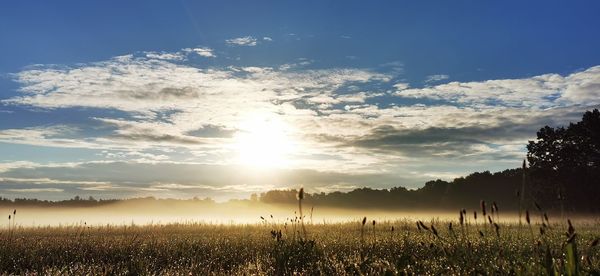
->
<box><xmin>1</xmin><ymin>1</ymin><xmax>599</xmax><ymax>200</ymax></box>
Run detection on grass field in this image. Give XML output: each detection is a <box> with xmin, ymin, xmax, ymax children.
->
<box><xmin>1</xmin><ymin>214</ymin><xmax>599</xmax><ymax>275</ymax></box>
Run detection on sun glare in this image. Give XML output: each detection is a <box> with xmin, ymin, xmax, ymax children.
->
<box><xmin>233</xmin><ymin>114</ymin><xmax>298</xmax><ymax>168</ymax></box>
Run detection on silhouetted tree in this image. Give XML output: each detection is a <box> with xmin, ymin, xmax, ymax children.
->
<box><xmin>527</xmin><ymin>109</ymin><xmax>600</xmax><ymax>212</ymax></box>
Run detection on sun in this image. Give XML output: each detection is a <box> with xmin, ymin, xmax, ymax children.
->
<box><xmin>232</xmin><ymin>114</ymin><xmax>298</xmax><ymax>168</ymax></box>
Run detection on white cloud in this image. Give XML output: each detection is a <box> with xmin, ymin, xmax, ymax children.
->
<box><xmin>0</xmin><ymin>177</ymin><xmax>110</xmax><ymax>186</ymax></box>
<box><xmin>0</xmin><ymin>160</ymin><xmax>425</xmax><ymax>199</ymax></box>
<box><xmin>279</xmin><ymin>58</ymin><xmax>313</xmax><ymax>70</ymax></box>
<box><xmin>0</xmin><ymin>126</ymin><xmax>100</xmax><ymax>149</ymax></box>
<box><xmin>0</xmin><ymin>161</ymin><xmax>38</xmax><ymax>173</ymax></box>
<box><xmin>3</xmin><ymin>49</ymin><xmax>600</xmax><ymax>199</ymax></box>
<box><xmin>184</xmin><ymin>47</ymin><xmax>216</xmax><ymax>58</ymax></box>
<box><xmin>226</xmin><ymin>36</ymin><xmax>258</xmax><ymax>46</ymax></box>
<box><xmin>425</xmin><ymin>74</ymin><xmax>449</xmax><ymax>83</ymax></box>
<box><xmin>145</xmin><ymin>52</ymin><xmax>186</xmax><ymax>61</ymax></box>
<box><xmin>5</xmin><ymin>188</ymin><xmax>64</xmax><ymax>193</ymax></box>
<box><xmin>561</xmin><ymin>66</ymin><xmax>600</xmax><ymax>103</ymax></box>
<box><xmin>263</xmin><ymin>37</ymin><xmax>273</xmax><ymax>41</ymax></box>
<box><xmin>396</xmin><ymin>68</ymin><xmax>600</xmax><ymax>108</ymax></box>
<box><xmin>2</xmin><ymin>54</ymin><xmax>392</xmax><ymax>172</ymax></box>
<box><xmin>393</xmin><ymin>83</ymin><xmax>410</xmax><ymax>90</ymax></box>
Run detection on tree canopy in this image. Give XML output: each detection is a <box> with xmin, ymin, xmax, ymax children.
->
<box><xmin>527</xmin><ymin>109</ymin><xmax>600</xmax><ymax>212</ymax></box>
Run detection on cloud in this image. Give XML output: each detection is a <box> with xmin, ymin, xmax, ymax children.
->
<box><xmin>5</xmin><ymin>56</ymin><xmax>387</xmax><ymax>115</ymax></box>
<box><xmin>0</xmin><ymin>161</ymin><xmax>426</xmax><ymax>200</ymax></box>
<box><xmin>279</xmin><ymin>58</ymin><xmax>313</xmax><ymax>70</ymax></box>
<box><xmin>184</xmin><ymin>47</ymin><xmax>216</xmax><ymax>58</ymax></box>
<box><xmin>0</xmin><ymin>176</ymin><xmax>110</xmax><ymax>186</ymax></box>
<box><xmin>396</xmin><ymin>67</ymin><xmax>600</xmax><ymax>108</ymax></box>
<box><xmin>424</xmin><ymin>74</ymin><xmax>449</xmax><ymax>83</ymax></box>
<box><xmin>226</xmin><ymin>36</ymin><xmax>258</xmax><ymax>46</ymax></box>
<box><xmin>561</xmin><ymin>66</ymin><xmax>600</xmax><ymax>103</ymax></box>
<box><xmin>145</xmin><ymin>52</ymin><xmax>185</xmax><ymax>61</ymax></box>
<box><xmin>393</xmin><ymin>83</ymin><xmax>410</xmax><ymax>90</ymax></box>
<box><xmin>186</xmin><ymin>125</ymin><xmax>235</xmax><ymax>138</ymax></box>
<box><xmin>0</xmin><ymin>125</ymin><xmax>100</xmax><ymax>149</ymax></box>
<box><xmin>145</xmin><ymin>48</ymin><xmax>216</xmax><ymax>60</ymax></box>
<box><xmin>2</xmin><ymin>48</ymin><xmax>600</xmax><ymax>199</ymax></box>
<box><xmin>0</xmin><ymin>161</ymin><xmax>39</xmax><ymax>173</ymax></box>
<box><xmin>1</xmin><ymin>53</ymin><xmax>392</xmax><ymax>172</ymax></box>
<box><xmin>263</xmin><ymin>37</ymin><xmax>273</xmax><ymax>41</ymax></box>
<box><xmin>379</xmin><ymin>61</ymin><xmax>404</xmax><ymax>75</ymax></box>
<box><xmin>5</xmin><ymin>188</ymin><xmax>64</xmax><ymax>193</ymax></box>
<box><xmin>94</xmin><ymin>118</ymin><xmax>208</xmax><ymax>145</ymax></box>
<box><xmin>338</xmin><ymin>117</ymin><xmax>545</xmax><ymax>159</ymax></box>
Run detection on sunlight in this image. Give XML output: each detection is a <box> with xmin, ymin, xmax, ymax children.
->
<box><xmin>232</xmin><ymin>113</ymin><xmax>298</xmax><ymax>168</ymax></box>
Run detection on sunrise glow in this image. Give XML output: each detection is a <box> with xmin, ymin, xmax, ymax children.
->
<box><xmin>233</xmin><ymin>113</ymin><xmax>299</xmax><ymax>168</ymax></box>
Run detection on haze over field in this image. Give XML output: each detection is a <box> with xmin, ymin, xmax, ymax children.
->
<box><xmin>4</xmin><ymin>206</ymin><xmax>591</xmax><ymax>227</ymax></box>
<box><xmin>0</xmin><ymin>204</ymin><xmax>468</xmax><ymax>227</ymax></box>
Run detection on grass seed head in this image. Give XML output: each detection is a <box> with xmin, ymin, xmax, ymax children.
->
<box><xmin>418</xmin><ymin>221</ymin><xmax>429</xmax><ymax>231</ymax></box>
<box><xmin>480</xmin><ymin>200</ymin><xmax>486</xmax><ymax>217</ymax></box>
<box><xmin>567</xmin><ymin>219</ymin><xmax>575</xmax><ymax>236</ymax></box>
<box><xmin>431</xmin><ymin>224</ymin><xmax>438</xmax><ymax>237</ymax></box>
<box><xmin>494</xmin><ymin>223</ymin><xmax>500</xmax><ymax>237</ymax></box>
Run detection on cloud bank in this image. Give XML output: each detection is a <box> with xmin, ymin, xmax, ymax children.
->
<box><xmin>1</xmin><ymin>47</ymin><xmax>599</xmax><ymax>199</ymax></box>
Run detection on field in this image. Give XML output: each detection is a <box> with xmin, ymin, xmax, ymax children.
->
<box><xmin>1</xmin><ymin>215</ymin><xmax>599</xmax><ymax>275</ymax></box>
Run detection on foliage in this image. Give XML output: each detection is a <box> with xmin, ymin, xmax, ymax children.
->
<box><xmin>527</xmin><ymin>109</ymin><xmax>600</xmax><ymax>212</ymax></box>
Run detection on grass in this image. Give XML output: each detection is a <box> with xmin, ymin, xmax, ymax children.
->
<box><xmin>1</xmin><ymin>216</ymin><xmax>599</xmax><ymax>275</ymax></box>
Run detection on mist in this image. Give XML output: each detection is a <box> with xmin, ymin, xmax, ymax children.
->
<box><xmin>2</xmin><ymin>201</ymin><xmax>577</xmax><ymax>228</ymax></box>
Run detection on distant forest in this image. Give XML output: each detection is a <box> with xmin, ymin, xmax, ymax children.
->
<box><xmin>1</xmin><ymin>109</ymin><xmax>599</xmax><ymax>213</ymax></box>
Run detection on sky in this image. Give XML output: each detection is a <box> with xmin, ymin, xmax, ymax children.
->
<box><xmin>1</xmin><ymin>1</ymin><xmax>600</xmax><ymax>201</ymax></box>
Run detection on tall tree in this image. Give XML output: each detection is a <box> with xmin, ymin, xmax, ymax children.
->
<box><xmin>527</xmin><ymin>109</ymin><xmax>600</xmax><ymax>212</ymax></box>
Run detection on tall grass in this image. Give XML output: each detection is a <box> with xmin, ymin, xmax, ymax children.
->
<box><xmin>0</xmin><ymin>215</ymin><xmax>599</xmax><ymax>274</ymax></box>
<box><xmin>1</xmin><ymin>200</ymin><xmax>599</xmax><ymax>275</ymax></box>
